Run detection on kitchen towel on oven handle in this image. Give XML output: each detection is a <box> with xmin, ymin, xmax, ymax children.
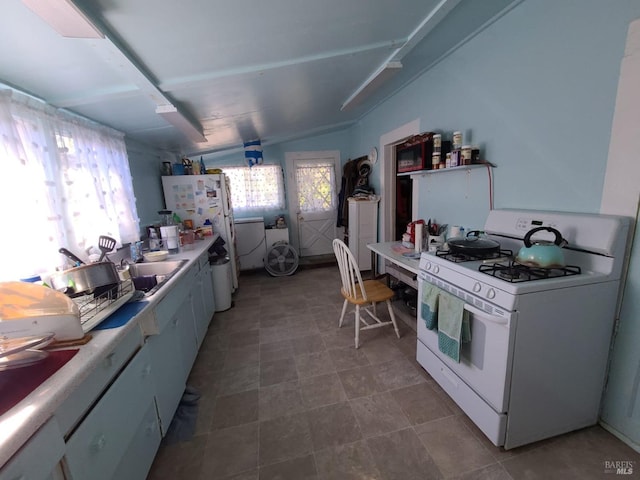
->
<box><xmin>421</xmin><ymin>282</ymin><xmax>440</xmax><ymax>330</ymax></box>
<box><xmin>437</xmin><ymin>291</ymin><xmax>471</xmax><ymax>363</ymax></box>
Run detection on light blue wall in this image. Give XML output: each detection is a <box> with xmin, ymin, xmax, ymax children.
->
<box><xmin>351</xmin><ymin>0</ymin><xmax>640</xmax><ymax>228</ymax></box>
<box><xmin>126</xmin><ymin>139</ymin><xmax>174</xmax><ymax>235</ymax></box>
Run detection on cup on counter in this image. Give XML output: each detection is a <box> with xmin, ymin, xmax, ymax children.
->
<box><xmin>448</xmin><ymin>226</ymin><xmax>465</xmax><ymax>239</ymax></box>
<box><xmin>428</xmin><ymin>234</ymin><xmax>446</xmax><ymax>252</ymax></box>
<box><xmin>160</xmin><ymin>225</ymin><xmax>179</xmax><ymax>254</ymax></box>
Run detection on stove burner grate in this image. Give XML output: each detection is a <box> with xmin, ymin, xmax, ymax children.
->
<box><xmin>436</xmin><ymin>249</ymin><xmax>513</xmax><ymax>263</ymax></box>
<box><xmin>478</xmin><ymin>261</ymin><xmax>581</xmax><ymax>283</ymax></box>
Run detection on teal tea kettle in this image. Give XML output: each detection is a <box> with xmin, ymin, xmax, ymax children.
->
<box><xmin>515</xmin><ymin>227</ymin><xmax>568</xmax><ymax>268</ymax></box>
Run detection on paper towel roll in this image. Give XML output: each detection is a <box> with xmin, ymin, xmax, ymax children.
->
<box><xmin>415</xmin><ymin>223</ymin><xmax>423</xmax><ymax>253</ymax></box>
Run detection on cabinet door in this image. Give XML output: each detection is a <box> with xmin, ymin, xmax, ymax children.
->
<box><xmin>64</xmin><ymin>344</ymin><xmax>154</xmax><ymax>480</ymax></box>
<box><xmin>147</xmin><ymin>310</ymin><xmax>187</xmax><ymax>436</ymax></box>
<box><xmin>195</xmin><ymin>262</ymin><xmax>214</xmax><ymax>348</ymax></box>
<box><xmin>191</xmin><ymin>267</ymin><xmax>207</xmax><ymax>350</ymax></box>
<box><xmin>202</xmin><ymin>261</ymin><xmax>215</xmax><ymax>326</ymax></box>
<box><xmin>179</xmin><ymin>294</ymin><xmax>198</xmax><ymax>378</ymax></box>
<box><xmin>0</xmin><ymin>417</ymin><xmax>65</xmax><ymax>480</ymax></box>
<box><xmin>111</xmin><ymin>400</ymin><xmax>161</xmax><ymax>480</ymax></box>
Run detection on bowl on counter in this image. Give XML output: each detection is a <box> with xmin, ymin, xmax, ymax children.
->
<box><xmin>143</xmin><ymin>250</ymin><xmax>169</xmax><ymax>262</ymax></box>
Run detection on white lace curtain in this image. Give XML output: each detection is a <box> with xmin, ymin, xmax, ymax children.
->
<box><xmin>222</xmin><ymin>165</ymin><xmax>285</xmax><ymax>211</ymax></box>
<box><xmin>295</xmin><ymin>161</ymin><xmax>336</xmax><ymax>213</ymax></box>
<box><xmin>0</xmin><ymin>89</ymin><xmax>139</xmax><ymax>281</ymax></box>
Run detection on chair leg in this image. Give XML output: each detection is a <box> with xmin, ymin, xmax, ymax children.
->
<box><xmin>338</xmin><ymin>299</ymin><xmax>348</xmax><ymax>328</ymax></box>
<box><xmin>372</xmin><ymin>302</ymin><xmax>377</xmax><ymax>316</ymax></box>
<box><xmin>386</xmin><ymin>299</ymin><xmax>401</xmax><ymax>339</ymax></box>
<box><xmin>355</xmin><ymin>304</ymin><xmax>360</xmax><ymax>349</ymax></box>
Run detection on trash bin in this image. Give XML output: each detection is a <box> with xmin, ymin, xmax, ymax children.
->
<box><xmin>210</xmin><ymin>256</ymin><xmax>232</xmax><ymax>312</ymax></box>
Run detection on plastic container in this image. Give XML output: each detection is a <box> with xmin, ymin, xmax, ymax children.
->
<box><xmin>159</xmin><ymin>210</ymin><xmax>173</xmax><ymax>226</ymax></box>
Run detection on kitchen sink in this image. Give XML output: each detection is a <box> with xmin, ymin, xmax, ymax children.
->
<box><xmin>128</xmin><ymin>259</ymin><xmax>188</xmax><ymax>296</ymax></box>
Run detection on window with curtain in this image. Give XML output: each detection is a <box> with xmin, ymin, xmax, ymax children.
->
<box><xmin>0</xmin><ymin>89</ymin><xmax>139</xmax><ymax>282</ymax></box>
<box><xmin>222</xmin><ymin>164</ymin><xmax>285</xmax><ymax>211</ymax></box>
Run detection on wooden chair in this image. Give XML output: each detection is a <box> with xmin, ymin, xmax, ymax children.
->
<box><xmin>332</xmin><ymin>239</ymin><xmax>401</xmax><ymax>348</ymax></box>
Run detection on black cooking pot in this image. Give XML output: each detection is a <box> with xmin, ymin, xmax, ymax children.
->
<box><xmin>447</xmin><ymin>230</ymin><xmax>501</xmax><ymax>256</ymax></box>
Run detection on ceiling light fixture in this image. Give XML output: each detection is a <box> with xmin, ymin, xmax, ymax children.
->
<box><xmin>341</xmin><ymin>61</ymin><xmax>402</xmax><ymax>112</ymax></box>
<box><xmin>21</xmin><ymin>0</ymin><xmax>104</xmax><ymax>39</ymax></box>
<box><xmin>156</xmin><ymin>105</ymin><xmax>207</xmax><ymax>143</ymax></box>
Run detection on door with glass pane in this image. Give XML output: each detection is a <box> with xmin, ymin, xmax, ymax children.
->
<box><xmin>285</xmin><ymin>151</ymin><xmax>339</xmax><ymax>257</ymax></box>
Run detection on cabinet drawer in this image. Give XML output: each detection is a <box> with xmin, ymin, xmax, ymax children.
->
<box><xmin>56</xmin><ymin>326</ymin><xmax>143</xmax><ymax>435</ymax></box>
<box><xmin>0</xmin><ymin>417</ymin><xmax>64</xmax><ymax>480</ymax></box>
<box><xmin>416</xmin><ymin>341</ymin><xmax>506</xmax><ymax>446</ymax></box>
<box><xmin>154</xmin><ymin>263</ymin><xmax>197</xmax><ymax>333</ymax></box>
<box><xmin>112</xmin><ymin>400</ymin><xmax>161</xmax><ymax>480</ymax></box>
<box><xmin>64</xmin><ymin>343</ymin><xmax>154</xmax><ymax>480</ymax></box>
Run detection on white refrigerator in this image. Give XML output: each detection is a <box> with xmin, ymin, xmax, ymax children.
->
<box><xmin>161</xmin><ymin>174</ymin><xmax>239</xmax><ymax>291</ymax></box>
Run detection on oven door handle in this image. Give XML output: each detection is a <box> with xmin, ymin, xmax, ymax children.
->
<box><xmin>463</xmin><ymin>303</ymin><xmax>509</xmax><ymax>325</ymax></box>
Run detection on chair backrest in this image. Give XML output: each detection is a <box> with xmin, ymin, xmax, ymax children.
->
<box><xmin>332</xmin><ymin>239</ymin><xmax>367</xmax><ymax>301</ymax></box>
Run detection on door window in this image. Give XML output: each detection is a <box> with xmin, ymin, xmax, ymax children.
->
<box><xmin>295</xmin><ymin>161</ymin><xmax>336</xmax><ymax>213</ymax></box>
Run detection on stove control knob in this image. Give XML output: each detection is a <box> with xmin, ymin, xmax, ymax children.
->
<box><xmin>473</xmin><ymin>282</ymin><xmax>482</xmax><ymax>293</ymax></box>
<box><xmin>433</xmin><ymin>266</ymin><xmax>439</xmax><ymax>274</ymax></box>
<box><xmin>425</xmin><ymin>262</ymin><xmax>431</xmax><ymax>271</ymax></box>
<box><xmin>487</xmin><ymin>288</ymin><xmax>496</xmax><ymax>299</ymax></box>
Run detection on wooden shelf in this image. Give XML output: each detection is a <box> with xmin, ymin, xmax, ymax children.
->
<box><xmin>397</xmin><ymin>163</ymin><xmax>488</xmax><ymax>177</ymax></box>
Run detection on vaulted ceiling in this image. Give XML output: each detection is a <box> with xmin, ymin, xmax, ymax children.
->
<box><xmin>0</xmin><ymin>0</ymin><xmax>518</xmax><ymax>155</ymax></box>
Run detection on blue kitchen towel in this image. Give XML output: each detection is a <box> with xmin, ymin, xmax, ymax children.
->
<box><xmin>437</xmin><ymin>291</ymin><xmax>471</xmax><ymax>362</ymax></box>
<box><xmin>421</xmin><ymin>283</ymin><xmax>440</xmax><ymax>330</ymax></box>
<box><xmin>94</xmin><ymin>300</ymin><xmax>149</xmax><ymax>330</ymax></box>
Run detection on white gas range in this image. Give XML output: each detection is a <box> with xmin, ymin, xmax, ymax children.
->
<box><xmin>416</xmin><ymin>209</ymin><xmax>630</xmax><ymax>449</ymax></box>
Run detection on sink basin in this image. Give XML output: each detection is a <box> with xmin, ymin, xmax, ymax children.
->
<box><xmin>128</xmin><ymin>259</ymin><xmax>188</xmax><ymax>296</ymax></box>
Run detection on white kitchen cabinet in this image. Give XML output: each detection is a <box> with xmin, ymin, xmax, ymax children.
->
<box><xmin>147</xmin><ymin>293</ymin><xmax>195</xmax><ymax>436</ymax></box>
<box><xmin>0</xmin><ymin>417</ymin><xmax>65</xmax><ymax>480</ymax></box>
<box><xmin>347</xmin><ymin>197</ymin><xmax>379</xmax><ymax>270</ymax></box>
<box><xmin>55</xmin><ymin>325</ymin><xmax>144</xmax><ymax>435</ymax></box>
<box><xmin>64</xmin><ymin>343</ymin><xmax>155</xmax><ymax>480</ymax></box>
<box><xmin>111</xmin><ymin>400</ymin><xmax>161</xmax><ymax>480</ymax></box>
<box><xmin>193</xmin><ymin>251</ymin><xmax>215</xmax><ymax>348</ymax></box>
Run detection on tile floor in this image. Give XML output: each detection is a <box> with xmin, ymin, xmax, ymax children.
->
<box><xmin>147</xmin><ymin>265</ymin><xmax>640</xmax><ymax>479</ymax></box>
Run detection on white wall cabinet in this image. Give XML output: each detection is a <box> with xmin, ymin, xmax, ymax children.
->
<box><xmin>348</xmin><ymin>198</ymin><xmax>379</xmax><ymax>270</ymax></box>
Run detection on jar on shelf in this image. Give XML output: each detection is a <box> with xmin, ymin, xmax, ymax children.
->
<box><xmin>433</xmin><ymin>134</ymin><xmax>442</xmax><ymax>154</ymax></box>
<box><xmin>452</xmin><ymin>131</ymin><xmax>463</xmax><ymax>150</ymax></box>
<box><xmin>461</xmin><ymin>145</ymin><xmax>472</xmax><ymax>165</ymax></box>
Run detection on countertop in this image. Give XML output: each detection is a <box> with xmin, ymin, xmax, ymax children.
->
<box><xmin>367</xmin><ymin>241</ymin><xmax>421</xmax><ymax>275</ymax></box>
<box><xmin>0</xmin><ymin>236</ymin><xmax>217</xmax><ymax>468</ymax></box>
